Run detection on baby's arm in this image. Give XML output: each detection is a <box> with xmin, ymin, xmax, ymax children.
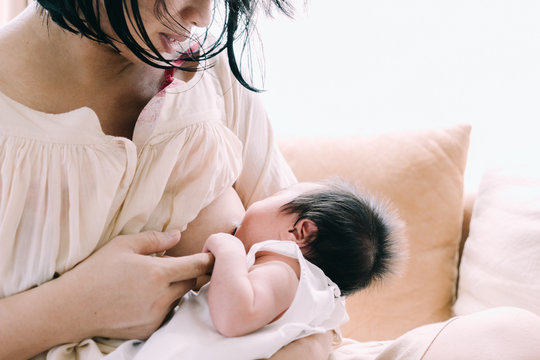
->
<box><xmin>203</xmin><ymin>234</ymin><xmax>300</xmax><ymax>337</ymax></box>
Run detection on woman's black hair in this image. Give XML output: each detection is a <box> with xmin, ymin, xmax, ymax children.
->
<box><xmin>35</xmin><ymin>0</ymin><xmax>294</xmax><ymax>91</ymax></box>
<box><xmin>280</xmin><ymin>181</ymin><xmax>402</xmax><ymax>296</ymax></box>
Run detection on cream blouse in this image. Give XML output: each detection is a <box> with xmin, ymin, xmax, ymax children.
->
<box><xmin>0</xmin><ymin>54</ymin><xmax>297</xmax><ymax>299</ymax></box>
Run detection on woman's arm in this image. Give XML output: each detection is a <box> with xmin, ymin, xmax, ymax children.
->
<box><xmin>0</xmin><ymin>231</ymin><xmax>213</xmax><ymax>360</ymax></box>
<box><xmin>203</xmin><ymin>233</ymin><xmax>299</xmax><ymax>337</ymax></box>
<box><xmin>216</xmin><ymin>54</ymin><xmax>297</xmax><ymax>208</ymax></box>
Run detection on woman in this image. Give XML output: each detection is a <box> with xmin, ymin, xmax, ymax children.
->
<box><xmin>0</xmin><ymin>0</ymin><xmax>333</xmax><ymax>358</ymax></box>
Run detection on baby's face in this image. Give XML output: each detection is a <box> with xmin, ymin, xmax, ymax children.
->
<box><xmin>234</xmin><ymin>182</ymin><xmax>324</xmax><ymax>250</ymax></box>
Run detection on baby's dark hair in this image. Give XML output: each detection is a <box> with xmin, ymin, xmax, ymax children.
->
<box><xmin>280</xmin><ymin>180</ymin><xmax>403</xmax><ymax>296</ymax></box>
<box><xmin>35</xmin><ymin>0</ymin><xmax>294</xmax><ymax>91</ymax></box>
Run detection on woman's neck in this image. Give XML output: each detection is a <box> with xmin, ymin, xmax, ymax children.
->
<box><xmin>0</xmin><ymin>5</ymin><xmax>164</xmax><ymax>137</ymax></box>
<box><xmin>7</xmin><ymin>6</ymin><xmax>152</xmax><ymax>90</ymax></box>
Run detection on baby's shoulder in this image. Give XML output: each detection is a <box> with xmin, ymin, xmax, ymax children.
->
<box><xmin>252</xmin><ymin>250</ymin><xmax>301</xmax><ymax>280</ymax></box>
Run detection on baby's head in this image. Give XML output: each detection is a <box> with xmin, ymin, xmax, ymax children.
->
<box><xmin>235</xmin><ymin>180</ymin><xmax>404</xmax><ymax>296</ymax></box>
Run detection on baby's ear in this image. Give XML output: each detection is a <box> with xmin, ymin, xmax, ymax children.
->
<box><xmin>294</xmin><ymin>219</ymin><xmax>318</xmax><ymax>248</ymax></box>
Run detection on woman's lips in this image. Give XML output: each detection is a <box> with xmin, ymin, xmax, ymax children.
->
<box><xmin>158</xmin><ymin>32</ymin><xmax>200</xmax><ymax>66</ymax></box>
<box><xmin>159</xmin><ymin>32</ymin><xmax>189</xmax><ymax>54</ymax></box>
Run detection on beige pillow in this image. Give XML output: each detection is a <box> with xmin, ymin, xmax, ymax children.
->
<box><xmin>454</xmin><ymin>167</ymin><xmax>540</xmax><ymax>316</ymax></box>
<box><xmin>278</xmin><ymin>124</ymin><xmax>471</xmax><ymax>341</ymax></box>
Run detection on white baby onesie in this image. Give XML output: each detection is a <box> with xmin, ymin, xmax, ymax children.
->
<box><xmin>108</xmin><ymin>240</ymin><xmax>349</xmax><ymax>360</ymax></box>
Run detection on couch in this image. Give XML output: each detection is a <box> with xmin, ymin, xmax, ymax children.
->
<box><xmin>278</xmin><ymin>123</ymin><xmax>540</xmax><ymax>344</ymax></box>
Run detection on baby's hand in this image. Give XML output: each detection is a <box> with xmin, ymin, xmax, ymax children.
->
<box><xmin>203</xmin><ymin>233</ymin><xmax>245</xmax><ymax>257</ymax></box>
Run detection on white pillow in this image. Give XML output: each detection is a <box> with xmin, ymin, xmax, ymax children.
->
<box><xmin>454</xmin><ymin>167</ymin><xmax>540</xmax><ymax>316</ymax></box>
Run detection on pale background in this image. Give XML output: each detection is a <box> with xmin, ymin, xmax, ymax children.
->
<box><xmin>0</xmin><ymin>0</ymin><xmax>28</xmax><ymax>25</ymax></box>
<box><xmin>255</xmin><ymin>0</ymin><xmax>540</xmax><ymax>192</ymax></box>
<box><xmin>2</xmin><ymin>0</ymin><xmax>539</xmax><ymax>191</ymax></box>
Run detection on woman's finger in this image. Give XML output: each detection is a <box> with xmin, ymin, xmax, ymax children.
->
<box><xmin>160</xmin><ymin>252</ymin><xmax>215</xmax><ymax>282</ymax></box>
<box><xmin>168</xmin><ymin>279</ymin><xmax>198</xmax><ymax>300</ymax></box>
<box><xmin>117</xmin><ymin>230</ymin><xmax>181</xmax><ymax>255</ymax></box>
<box><xmin>160</xmin><ymin>294</ymin><xmax>185</xmax><ymax>326</ymax></box>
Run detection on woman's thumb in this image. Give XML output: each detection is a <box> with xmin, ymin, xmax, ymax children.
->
<box><xmin>130</xmin><ymin>230</ymin><xmax>181</xmax><ymax>255</ymax></box>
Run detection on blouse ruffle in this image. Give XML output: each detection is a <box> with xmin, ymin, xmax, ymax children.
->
<box><xmin>0</xmin><ymin>73</ymin><xmax>242</xmax><ymax>298</ymax></box>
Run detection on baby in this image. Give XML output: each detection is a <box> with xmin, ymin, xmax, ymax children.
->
<box><xmin>112</xmin><ymin>180</ymin><xmax>403</xmax><ymax>360</ymax></box>
<box><xmin>205</xmin><ymin>180</ymin><xmax>402</xmax><ymax>336</ymax></box>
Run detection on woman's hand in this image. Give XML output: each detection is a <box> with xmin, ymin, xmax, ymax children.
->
<box><xmin>64</xmin><ymin>230</ymin><xmax>215</xmax><ymax>340</ymax></box>
<box><xmin>0</xmin><ymin>230</ymin><xmax>214</xmax><ymax>360</ymax></box>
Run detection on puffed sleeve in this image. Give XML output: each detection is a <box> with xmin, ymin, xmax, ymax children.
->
<box><xmin>212</xmin><ymin>56</ymin><xmax>298</xmax><ymax>207</ymax></box>
<box><xmin>110</xmin><ymin>81</ymin><xmax>243</xmax><ymax>236</ymax></box>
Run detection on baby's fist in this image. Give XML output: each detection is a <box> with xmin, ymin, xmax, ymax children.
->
<box><xmin>203</xmin><ymin>233</ymin><xmax>244</xmax><ymax>256</ymax></box>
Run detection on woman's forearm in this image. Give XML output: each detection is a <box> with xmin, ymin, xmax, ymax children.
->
<box><xmin>0</xmin><ymin>276</ymin><xmax>87</xmax><ymax>359</ymax></box>
<box><xmin>0</xmin><ymin>231</ymin><xmax>214</xmax><ymax>360</ymax></box>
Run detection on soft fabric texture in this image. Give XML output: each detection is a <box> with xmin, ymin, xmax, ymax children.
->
<box><xmin>0</xmin><ymin>76</ymin><xmax>244</xmax><ymax>297</ymax></box>
<box><xmin>330</xmin><ymin>317</ymin><xmax>460</xmax><ymax>360</ymax></box>
<box><xmin>0</xmin><ymin>53</ymin><xmax>296</xmax><ymax>306</ymax></box>
<box><xmin>85</xmin><ymin>240</ymin><xmax>347</xmax><ymax>360</ymax></box>
<box><xmin>454</xmin><ymin>167</ymin><xmax>540</xmax><ymax>316</ymax></box>
<box><xmin>279</xmin><ymin>124</ymin><xmax>471</xmax><ymax>341</ymax></box>
<box><xmin>331</xmin><ymin>306</ymin><xmax>540</xmax><ymax>360</ymax></box>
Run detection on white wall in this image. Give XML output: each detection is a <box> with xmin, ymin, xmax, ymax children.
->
<box><xmin>255</xmin><ymin>0</ymin><xmax>540</xmax><ymax>191</ymax></box>
<box><xmin>0</xmin><ymin>0</ymin><xmax>29</xmax><ymax>26</ymax></box>
<box><xmin>3</xmin><ymin>1</ymin><xmax>538</xmax><ymax>191</ymax></box>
